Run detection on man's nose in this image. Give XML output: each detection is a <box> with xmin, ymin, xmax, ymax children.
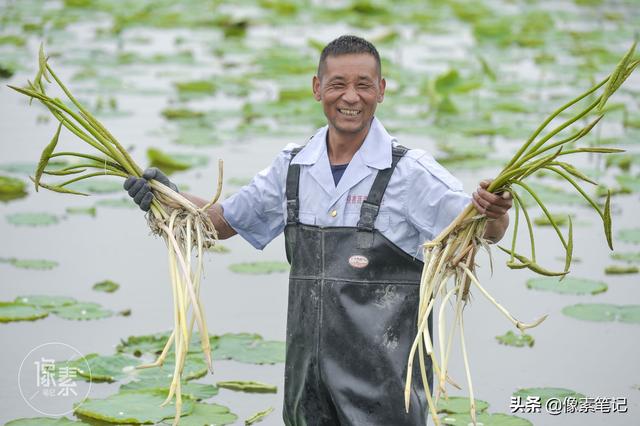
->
<box><xmin>342</xmin><ymin>85</ymin><xmax>359</xmax><ymax>103</ymax></box>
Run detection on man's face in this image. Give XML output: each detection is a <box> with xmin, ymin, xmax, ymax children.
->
<box><xmin>313</xmin><ymin>53</ymin><xmax>385</xmax><ymax>138</ymax></box>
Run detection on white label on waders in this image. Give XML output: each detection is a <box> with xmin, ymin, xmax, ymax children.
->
<box><xmin>348</xmin><ymin>255</ymin><xmax>369</xmax><ymax>269</ymax></box>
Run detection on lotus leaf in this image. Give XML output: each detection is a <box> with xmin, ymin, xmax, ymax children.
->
<box><xmin>0</xmin><ymin>302</ymin><xmax>49</xmax><ymax>322</ymax></box>
<box><xmin>526</xmin><ymin>277</ymin><xmax>607</xmax><ymax>295</ymax></box>
<box><xmin>52</xmin><ymin>302</ymin><xmax>113</xmax><ymax>320</ymax></box>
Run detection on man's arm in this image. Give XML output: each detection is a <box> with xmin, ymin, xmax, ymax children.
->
<box><xmin>181</xmin><ymin>193</ymin><xmax>237</xmax><ymax>240</ymax></box>
<box><xmin>472</xmin><ymin>179</ymin><xmax>512</xmax><ymax>243</ymax></box>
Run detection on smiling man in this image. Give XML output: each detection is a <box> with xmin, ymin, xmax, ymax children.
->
<box><xmin>125</xmin><ymin>35</ymin><xmax>511</xmax><ymax>425</ymax></box>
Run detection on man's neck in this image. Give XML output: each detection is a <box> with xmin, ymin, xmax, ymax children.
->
<box><xmin>326</xmin><ymin>123</ymin><xmax>372</xmax><ymax>165</ymax></box>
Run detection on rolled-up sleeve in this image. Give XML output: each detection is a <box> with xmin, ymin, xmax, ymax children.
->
<box><xmin>221</xmin><ymin>144</ymin><xmax>297</xmax><ymax>249</ymax></box>
<box><xmin>405</xmin><ymin>153</ymin><xmax>472</xmax><ymax>242</ymax></box>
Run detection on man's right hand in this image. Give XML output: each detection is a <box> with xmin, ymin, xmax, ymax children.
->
<box><xmin>123</xmin><ymin>167</ymin><xmax>178</xmax><ymax>211</ymax></box>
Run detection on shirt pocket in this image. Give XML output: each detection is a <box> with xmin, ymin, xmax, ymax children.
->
<box><xmin>298</xmin><ymin>211</ymin><xmax>316</xmax><ymax>225</ymax></box>
<box><xmin>375</xmin><ymin>213</ymin><xmax>391</xmax><ymax>232</ymax></box>
<box><xmin>345</xmin><ymin>212</ymin><xmax>391</xmax><ymax>231</ymax></box>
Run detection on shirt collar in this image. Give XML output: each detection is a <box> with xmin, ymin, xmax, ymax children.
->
<box><xmin>291</xmin><ymin>117</ymin><xmax>394</xmax><ymax>170</ymax></box>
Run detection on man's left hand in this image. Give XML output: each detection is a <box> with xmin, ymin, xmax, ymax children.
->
<box><xmin>472</xmin><ymin>179</ymin><xmax>512</xmax><ymax>219</ymax></box>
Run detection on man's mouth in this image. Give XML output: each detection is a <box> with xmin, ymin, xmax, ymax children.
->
<box><xmin>338</xmin><ymin>108</ymin><xmax>361</xmax><ymax>117</ymax></box>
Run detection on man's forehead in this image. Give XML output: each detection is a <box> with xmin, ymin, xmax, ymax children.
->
<box><xmin>321</xmin><ymin>54</ymin><xmax>380</xmax><ymax>78</ymax></box>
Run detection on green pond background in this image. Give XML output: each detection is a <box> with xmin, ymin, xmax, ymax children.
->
<box><xmin>1</xmin><ymin>0</ymin><xmax>639</xmax><ymax>425</ymax></box>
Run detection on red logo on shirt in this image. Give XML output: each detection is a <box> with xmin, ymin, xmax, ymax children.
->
<box><xmin>347</xmin><ymin>195</ymin><xmax>367</xmax><ymax>204</ymax></box>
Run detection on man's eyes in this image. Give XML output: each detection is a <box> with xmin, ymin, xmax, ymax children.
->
<box><xmin>328</xmin><ymin>83</ymin><xmax>373</xmax><ymax>89</ymax></box>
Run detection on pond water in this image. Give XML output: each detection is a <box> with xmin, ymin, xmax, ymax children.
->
<box><xmin>1</xmin><ymin>1</ymin><xmax>639</xmax><ymax>425</ymax></box>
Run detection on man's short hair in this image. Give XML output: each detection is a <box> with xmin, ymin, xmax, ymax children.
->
<box><xmin>317</xmin><ymin>35</ymin><xmax>381</xmax><ymax>79</ymax></box>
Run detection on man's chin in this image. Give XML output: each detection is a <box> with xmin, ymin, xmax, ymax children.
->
<box><xmin>332</xmin><ymin>120</ymin><xmax>368</xmax><ymax>135</ymax></box>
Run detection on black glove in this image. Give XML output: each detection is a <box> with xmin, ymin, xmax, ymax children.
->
<box><xmin>123</xmin><ymin>167</ymin><xmax>178</xmax><ymax>211</ymax></box>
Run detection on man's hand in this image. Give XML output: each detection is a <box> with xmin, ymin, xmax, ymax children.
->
<box><xmin>472</xmin><ymin>179</ymin><xmax>512</xmax><ymax>219</ymax></box>
<box><xmin>472</xmin><ymin>179</ymin><xmax>512</xmax><ymax>243</ymax></box>
<box><xmin>123</xmin><ymin>167</ymin><xmax>178</xmax><ymax>211</ymax></box>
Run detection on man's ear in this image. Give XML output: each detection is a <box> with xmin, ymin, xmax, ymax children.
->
<box><xmin>377</xmin><ymin>77</ymin><xmax>386</xmax><ymax>103</ymax></box>
<box><xmin>312</xmin><ymin>75</ymin><xmax>321</xmax><ymax>101</ymax></box>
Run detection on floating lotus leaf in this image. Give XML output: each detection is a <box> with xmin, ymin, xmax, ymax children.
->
<box><xmin>518</xmin><ymin>182</ymin><xmax>585</xmax><ymax>206</ymax></box>
<box><xmin>0</xmin><ymin>175</ymin><xmax>28</xmax><ymax>201</ymax></box>
<box><xmin>437</xmin><ymin>156</ymin><xmax>504</xmax><ymax>171</ymax></box>
<box><xmin>120</xmin><ymin>379</ymin><xmax>218</xmax><ymax>400</ymax></box>
<box><xmin>117</xmin><ymin>331</ymin><xmax>172</xmax><ymax>356</ymax></box>
<box><xmin>0</xmin><ymin>35</ymin><xmax>26</xmax><ymax>46</ymax></box>
<box><xmin>526</xmin><ymin>277</ymin><xmax>607</xmax><ymax>295</ymax></box>
<box><xmin>6</xmin><ymin>212</ymin><xmax>59</xmax><ymax>226</ymax></box>
<box><xmin>228</xmin><ymin>261</ymin><xmax>290</xmax><ymax>274</ymax></box>
<box><xmin>495</xmin><ymin>330</ymin><xmax>534</xmax><ymax>348</ymax></box>
<box><xmin>0</xmin><ymin>257</ymin><xmax>59</xmax><ymax>270</ymax></box>
<box><xmin>52</xmin><ymin>302</ymin><xmax>113</xmax><ymax>320</ymax></box>
<box><xmin>161</xmin><ymin>108</ymin><xmax>205</xmax><ymax>120</ymax></box>
<box><xmin>533</xmin><ymin>213</ymin><xmax>571</xmax><ymax>227</ymax></box>
<box><xmin>92</xmin><ymin>279</ymin><xmax>120</xmax><ymax>293</ymax></box>
<box><xmin>245</xmin><ymin>407</ymin><xmax>274</xmax><ymax>425</ymax></box>
<box><xmin>133</xmin><ymin>354</ymin><xmax>208</xmax><ymax>382</ymax></box>
<box><xmin>147</xmin><ymin>148</ymin><xmax>191</xmax><ymax>172</ymax></box>
<box><xmin>615</xmin><ymin>174</ymin><xmax>640</xmax><ymax>192</ymax></box>
<box><xmin>213</xmin><ymin>333</ymin><xmax>286</xmax><ymax>364</ymax></box>
<box><xmin>562</xmin><ymin>304</ymin><xmax>640</xmax><ymax>323</ymax></box>
<box><xmin>117</xmin><ymin>331</ymin><xmax>202</xmax><ymax>356</ymax></box>
<box><xmin>618</xmin><ymin>306</ymin><xmax>640</xmax><ymax>324</ymax></box>
<box><xmin>513</xmin><ymin>387</ymin><xmax>585</xmax><ymax>405</ymax></box>
<box><xmin>176</xmin><ymin>402</ymin><xmax>237</xmax><ymax>426</ymax></box>
<box><xmin>604</xmin><ymin>265</ymin><xmax>638</xmax><ymax>274</ymax></box>
<box><xmin>68</xmin><ymin>179</ymin><xmax>123</xmax><ymax>194</ymax></box>
<box><xmin>148</xmin><ymin>149</ymin><xmax>209</xmax><ymax>174</ymax></box>
<box><xmin>216</xmin><ymin>380</ymin><xmax>277</xmax><ymax>393</ymax></box>
<box><xmin>172</xmin><ymin>122</ymin><xmax>221</xmax><ymax>146</ymax></box>
<box><xmin>611</xmin><ymin>251</ymin><xmax>640</xmax><ymax>263</ymax></box>
<box><xmin>73</xmin><ymin>353</ymin><xmax>142</xmax><ymax>382</ymax></box>
<box><xmin>65</xmin><ymin>206</ymin><xmax>96</xmax><ymax>216</ymax></box>
<box><xmin>208</xmin><ymin>244</ymin><xmax>230</xmax><ymax>253</ymax></box>
<box><xmin>437</xmin><ymin>396</ymin><xmax>490</xmax><ymax>414</ymax></box>
<box><xmin>0</xmin><ymin>302</ymin><xmax>49</xmax><ymax>322</ymax></box>
<box><xmin>74</xmin><ymin>390</ymin><xmax>194</xmax><ymax>424</ymax></box>
<box><xmin>175</xmin><ymin>79</ymin><xmax>217</xmax><ymax>95</ymax></box>
<box><xmin>14</xmin><ymin>295</ymin><xmax>76</xmax><ymax>309</ymax></box>
<box><xmin>4</xmin><ymin>417</ymin><xmax>90</xmax><ymax>426</ymax></box>
<box><xmin>562</xmin><ymin>303</ymin><xmax>617</xmax><ymax>322</ymax></box>
<box><xmin>442</xmin><ymin>412</ymin><xmax>532</xmax><ymax>425</ymax></box>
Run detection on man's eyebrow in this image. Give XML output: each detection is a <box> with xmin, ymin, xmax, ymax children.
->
<box><xmin>326</xmin><ymin>75</ymin><xmax>375</xmax><ymax>82</ymax></box>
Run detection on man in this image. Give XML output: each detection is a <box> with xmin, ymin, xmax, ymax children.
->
<box><xmin>125</xmin><ymin>35</ymin><xmax>511</xmax><ymax>425</ymax></box>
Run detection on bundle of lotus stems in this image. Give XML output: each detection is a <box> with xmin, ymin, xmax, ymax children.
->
<box><xmin>405</xmin><ymin>42</ymin><xmax>638</xmax><ymax>425</ymax></box>
<box><xmin>10</xmin><ymin>45</ymin><xmax>223</xmax><ymax>425</ymax></box>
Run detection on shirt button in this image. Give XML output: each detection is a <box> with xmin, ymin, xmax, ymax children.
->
<box><xmin>330</xmin><ymin>210</ymin><xmax>337</xmax><ymax>217</ymax></box>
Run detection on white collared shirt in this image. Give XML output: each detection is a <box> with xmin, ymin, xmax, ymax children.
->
<box><xmin>221</xmin><ymin>117</ymin><xmax>472</xmax><ymax>261</ymax></box>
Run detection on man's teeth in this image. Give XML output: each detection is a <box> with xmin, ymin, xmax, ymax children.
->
<box><xmin>339</xmin><ymin>108</ymin><xmax>360</xmax><ymax>116</ymax></box>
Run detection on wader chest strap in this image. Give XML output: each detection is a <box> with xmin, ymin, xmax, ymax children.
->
<box><xmin>357</xmin><ymin>145</ymin><xmax>408</xmax><ymax>247</ymax></box>
<box><xmin>286</xmin><ymin>147</ymin><xmax>304</xmax><ymax>225</ymax></box>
